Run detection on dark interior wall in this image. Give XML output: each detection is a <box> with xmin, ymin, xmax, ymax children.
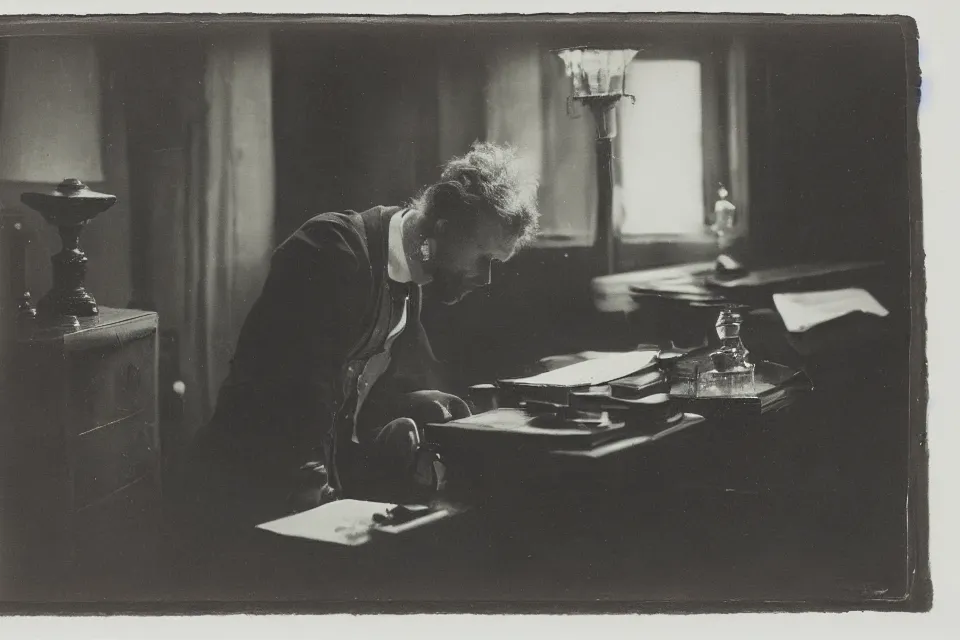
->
<box><xmin>746</xmin><ymin>23</ymin><xmax>911</xmax><ymax>277</ymax></box>
<box><xmin>271</xmin><ymin>20</ymin><xmax>913</xmax><ymax>393</ymax></box>
<box><xmin>273</xmin><ymin>28</ymin><xmax>444</xmax><ymax>242</ymax></box>
<box><xmin>103</xmin><ymin>34</ymin><xmax>207</xmax><ymax>321</ymax></box>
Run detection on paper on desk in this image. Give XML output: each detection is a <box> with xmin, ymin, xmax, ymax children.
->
<box><xmin>773</xmin><ymin>288</ymin><xmax>889</xmax><ymax>333</ymax></box>
<box><xmin>503</xmin><ymin>350</ymin><xmax>658</xmax><ymax>387</ymax></box>
<box><xmin>256</xmin><ymin>499</ymin><xmax>395</xmax><ymax>546</ymax></box>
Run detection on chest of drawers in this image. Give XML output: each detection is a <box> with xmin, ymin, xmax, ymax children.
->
<box><xmin>0</xmin><ymin>307</ymin><xmax>161</xmax><ymax>601</ymax></box>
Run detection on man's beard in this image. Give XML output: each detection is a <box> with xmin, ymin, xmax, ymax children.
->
<box><xmin>430</xmin><ymin>270</ymin><xmax>474</xmax><ymax>305</ymax></box>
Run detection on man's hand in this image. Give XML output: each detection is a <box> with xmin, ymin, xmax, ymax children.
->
<box><xmin>395</xmin><ymin>390</ymin><xmax>472</xmax><ymax>425</ymax></box>
<box><xmin>373</xmin><ymin>417</ymin><xmax>448</xmax><ymax>495</ymax></box>
<box><xmin>413</xmin><ymin>446</ymin><xmax>447</xmax><ymax>492</ymax></box>
<box><xmin>372</xmin><ymin>417</ymin><xmax>421</xmax><ymax>472</ymax></box>
<box><xmin>287</xmin><ymin>462</ymin><xmax>338</xmax><ymax>514</ymax></box>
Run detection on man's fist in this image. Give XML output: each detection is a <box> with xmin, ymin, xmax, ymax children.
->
<box><xmin>372</xmin><ymin>417</ymin><xmax>448</xmax><ymax>495</ymax></box>
<box><xmin>372</xmin><ymin>417</ymin><xmax>421</xmax><ymax>472</ymax></box>
<box><xmin>413</xmin><ymin>446</ymin><xmax>447</xmax><ymax>492</ymax></box>
<box><xmin>395</xmin><ymin>390</ymin><xmax>472</xmax><ymax>425</ymax></box>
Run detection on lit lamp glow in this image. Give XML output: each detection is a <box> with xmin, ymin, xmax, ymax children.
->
<box><xmin>556</xmin><ymin>47</ymin><xmax>638</xmax><ymax>273</ymax></box>
<box><xmin>556</xmin><ymin>48</ymin><xmax>638</xmax><ymax>138</ymax></box>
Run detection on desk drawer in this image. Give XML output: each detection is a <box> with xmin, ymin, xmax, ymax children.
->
<box><xmin>68</xmin><ymin>331</ymin><xmax>157</xmax><ymax>435</ymax></box>
<box><xmin>72</xmin><ymin>413</ymin><xmax>159</xmax><ymax>510</ymax></box>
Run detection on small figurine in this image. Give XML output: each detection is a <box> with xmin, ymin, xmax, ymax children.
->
<box><xmin>17</xmin><ymin>292</ymin><xmax>36</xmax><ymax>322</ymax></box>
<box><xmin>711</xmin><ymin>185</ymin><xmax>736</xmax><ymax>240</ymax></box>
<box><xmin>710</xmin><ymin>184</ymin><xmax>747</xmax><ymax>275</ymax></box>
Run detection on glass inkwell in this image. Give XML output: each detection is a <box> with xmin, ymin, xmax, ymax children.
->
<box><xmin>695</xmin><ymin>305</ymin><xmax>756</xmax><ymax>398</ymax></box>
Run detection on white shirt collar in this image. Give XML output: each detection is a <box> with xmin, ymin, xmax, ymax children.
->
<box><xmin>387</xmin><ymin>209</ymin><xmax>414</xmax><ymax>284</ymax></box>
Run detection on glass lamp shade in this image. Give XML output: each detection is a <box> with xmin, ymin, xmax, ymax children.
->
<box><xmin>556</xmin><ymin>48</ymin><xmax>639</xmax><ymax>100</ymax></box>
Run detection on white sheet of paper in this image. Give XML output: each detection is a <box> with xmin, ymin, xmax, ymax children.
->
<box><xmin>256</xmin><ymin>499</ymin><xmax>395</xmax><ymax>546</ymax></box>
<box><xmin>503</xmin><ymin>350</ymin><xmax>658</xmax><ymax>387</ymax></box>
<box><xmin>773</xmin><ymin>288</ymin><xmax>889</xmax><ymax>333</ymax></box>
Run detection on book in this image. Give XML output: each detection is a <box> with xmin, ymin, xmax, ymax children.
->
<box><xmin>608</xmin><ymin>369</ymin><xmax>670</xmax><ymax>399</ymax></box>
<box><xmin>497</xmin><ymin>350</ymin><xmax>658</xmax><ymax>406</ymax></box>
<box><xmin>424</xmin><ymin>406</ymin><xmax>673</xmax><ymax>452</ymax></box>
<box><xmin>669</xmin><ymin>359</ymin><xmax>812</xmax><ymax>418</ymax></box>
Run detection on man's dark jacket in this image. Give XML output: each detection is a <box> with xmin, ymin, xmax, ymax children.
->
<box><xmin>182</xmin><ymin>206</ymin><xmax>442</xmax><ymax>526</ymax></box>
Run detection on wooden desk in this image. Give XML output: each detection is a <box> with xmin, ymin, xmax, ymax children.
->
<box><xmin>592</xmin><ymin>260</ymin><xmax>894</xmax><ymax>351</ymax></box>
<box><xmin>149</xmin><ymin>374</ymin><xmax>911</xmax><ymax>612</ymax></box>
<box><xmin>7</xmin><ymin>332</ymin><xmax>914</xmax><ymax>612</ymax></box>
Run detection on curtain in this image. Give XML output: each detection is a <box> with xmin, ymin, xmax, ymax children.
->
<box><xmin>182</xmin><ymin>32</ymin><xmax>276</xmax><ymax>430</ymax></box>
<box><xmin>538</xmin><ymin>48</ymin><xmax>598</xmax><ymax>243</ymax></box>
<box><xmin>119</xmin><ymin>32</ymin><xmax>276</xmax><ymax>451</ymax></box>
<box><xmin>726</xmin><ymin>37</ymin><xmax>750</xmax><ymax>243</ymax></box>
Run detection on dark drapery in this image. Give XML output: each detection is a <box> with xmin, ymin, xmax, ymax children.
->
<box><xmin>113</xmin><ymin>30</ymin><xmax>276</xmax><ymax>468</ymax></box>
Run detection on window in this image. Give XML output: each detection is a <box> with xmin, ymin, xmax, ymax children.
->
<box><xmin>475</xmin><ymin>40</ymin><xmax>748</xmax><ymax>268</ymax></box>
<box><xmin>617</xmin><ymin>59</ymin><xmax>706</xmax><ymax>237</ymax></box>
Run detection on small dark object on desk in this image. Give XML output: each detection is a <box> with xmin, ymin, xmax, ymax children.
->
<box><xmin>714</xmin><ymin>254</ymin><xmax>748</xmax><ymax>276</ymax></box>
<box><xmin>467</xmin><ymin>383</ymin><xmax>499</xmax><ymax>413</ymax></box>
<box><xmin>372</xmin><ymin>504</ymin><xmax>433</xmax><ymax>526</ymax></box>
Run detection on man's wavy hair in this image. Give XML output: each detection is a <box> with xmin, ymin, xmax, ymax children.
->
<box><xmin>412</xmin><ymin>141</ymin><xmax>540</xmax><ymax>248</ymax></box>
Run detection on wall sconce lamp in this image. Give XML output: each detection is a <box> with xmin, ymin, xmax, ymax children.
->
<box><xmin>556</xmin><ymin>47</ymin><xmax>639</xmax><ymax>275</ymax></box>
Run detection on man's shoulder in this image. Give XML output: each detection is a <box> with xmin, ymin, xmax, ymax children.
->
<box><xmin>295</xmin><ymin>206</ymin><xmax>400</xmax><ymax>243</ymax></box>
<box><xmin>297</xmin><ymin>210</ymin><xmax>361</xmax><ymax>237</ymax></box>
<box><xmin>273</xmin><ymin>206</ymin><xmax>401</xmax><ymax>271</ymax></box>
<box><xmin>301</xmin><ymin>206</ymin><xmax>403</xmax><ymax>229</ymax></box>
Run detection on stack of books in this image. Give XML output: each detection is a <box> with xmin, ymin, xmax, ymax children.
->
<box><xmin>425</xmin><ymin>351</ymin><xmax>693</xmax><ymax>455</ymax></box>
<box><xmin>425</xmin><ymin>348</ymin><xmax>812</xmax><ymax>457</ymax></box>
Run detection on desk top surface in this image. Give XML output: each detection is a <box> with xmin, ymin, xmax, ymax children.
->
<box><xmin>18</xmin><ymin>307</ymin><xmax>158</xmax><ymax>347</ymax></box>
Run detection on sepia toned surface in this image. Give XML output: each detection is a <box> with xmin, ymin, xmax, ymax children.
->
<box><xmin>0</xmin><ymin>13</ymin><xmax>925</xmax><ymax>614</ymax></box>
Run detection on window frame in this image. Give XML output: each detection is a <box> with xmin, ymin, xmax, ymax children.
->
<box><xmin>530</xmin><ymin>39</ymin><xmax>749</xmax><ymax>273</ymax></box>
<box><xmin>613</xmin><ymin>45</ymin><xmax>733</xmax><ymax>270</ymax></box>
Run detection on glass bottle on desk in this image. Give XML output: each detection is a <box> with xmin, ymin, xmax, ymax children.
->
<box><xmin>696</xmin><ymin>306</ymin><xmax>756</xmax><ymax>397</ymax></box>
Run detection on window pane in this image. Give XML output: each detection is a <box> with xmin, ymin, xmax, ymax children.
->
<box><xmin>618</xmin><ymin>60</ymin><xmax>704</xmax><ymax>236</ymax></box>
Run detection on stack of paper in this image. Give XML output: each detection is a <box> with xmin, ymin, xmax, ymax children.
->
<box><xmin>499</xmin><ymin>350</ymin><xmax>659</xmax><ymax>406</ymax></box>
<box><xmin>772</xmin><ymin>288</ymin><xmax>889</xmax><ymax>333</ymax></box>
<box><xmin>502</xmin><ymin>350</ymin><xmax>658</xmax><ymax>388</ymax></box>
<box><xmin>256</xmin><ymin>499</ymin><xmax>395</xmax><ymax>546</ymax></box>
<box><xmin>256</xmin><ymin>500</ymin><xmax>456</xmax><ymax>546</ymax></box>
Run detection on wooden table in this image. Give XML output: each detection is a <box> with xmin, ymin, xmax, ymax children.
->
<box><xmin>10</xmin><ymin>330</ymin><xmax>919</xmax><ymax>614</ymax></box>
<box><xmin>112</xmin><ymin>355</ymin><xmax>912</xmax><ymax>614</ymax></box>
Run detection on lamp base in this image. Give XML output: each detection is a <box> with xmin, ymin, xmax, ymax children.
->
<box><xmin>36</xmin><ymin>285</ymin><xmax>98</xmax><ymax>319</ymax></box>
<box><xmin>20</xmin><ymin>179</ymin><xmax>117</xmax><ymax>320</ymax></box>
<box><xmin>584</xmin><ymin>97</ymin><xmax>621</xmax><ymax>139</ymax></box>
<box><xmin>34</xmin><ymin>223</ymin><xmax>99</xmax><ymax>319</ymax></box>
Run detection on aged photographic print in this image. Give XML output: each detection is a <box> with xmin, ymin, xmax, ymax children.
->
<box><xmin>0</xmin><ymin>12</ymin><xmax>926</xmax><ymax>615</ymax></box>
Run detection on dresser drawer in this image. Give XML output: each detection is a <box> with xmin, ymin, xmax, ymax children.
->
<box><xmin>72</xmin><ymin>413</ymin><xmax>159</xmax><ymax>510</ymax></box>
<box><xmin>68</xmin><ymin>331</ymin><xmax>157</xmax><ymax>435</ymax></box>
